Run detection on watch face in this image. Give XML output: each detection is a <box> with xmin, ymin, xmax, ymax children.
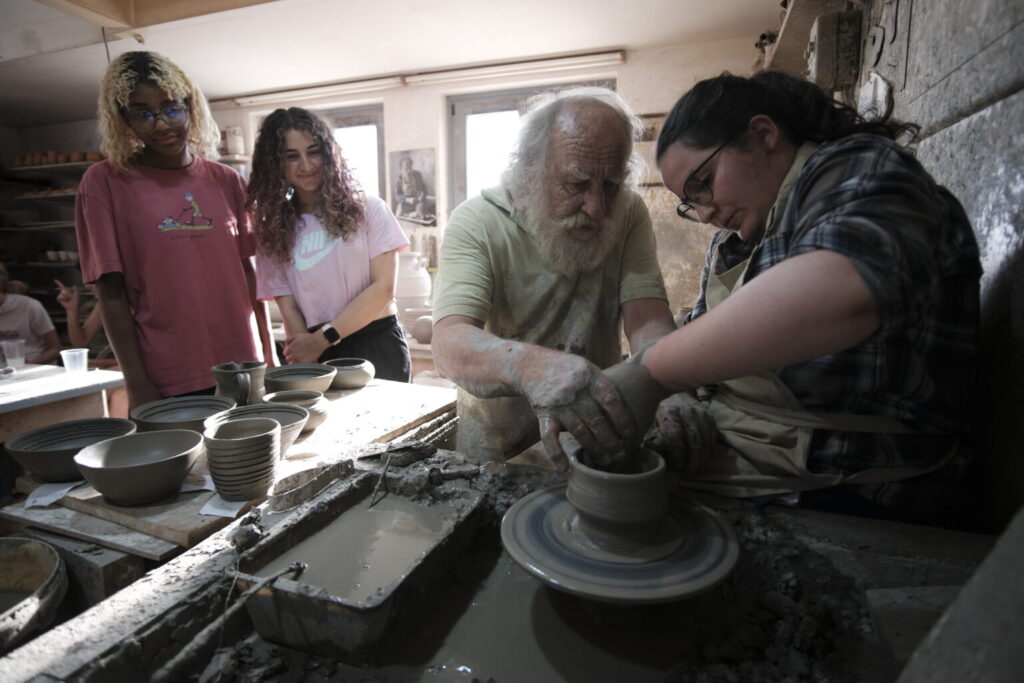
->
<box><xmin>323</xmin><ymin>326</ymin><xmax>341</xmax><ymax>345</ymax></box>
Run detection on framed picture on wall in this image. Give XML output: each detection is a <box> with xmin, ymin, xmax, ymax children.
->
<box><xmin>389</xmin><ymin>148</ymin><xmax>437</xmax><ymax>227</ymax></box>
<box><xmin>636</xmin><ymin>113</ymin><xmax>666</xmax><ymax>186</ymax></box>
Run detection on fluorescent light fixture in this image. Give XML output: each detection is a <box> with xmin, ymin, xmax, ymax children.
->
<box><xmin>404</xmin><ymin>51</ymin><xmax>625</xmax><ymax>85</ymax></box>
<box><xmin>210</xmin><ymin>51</ymin><xmax>625</xmax><ymax>107</ymax></box>
<box><xmin>218</xmin><ymin>76</ymin><xmax>405</xmax><ymax>107</ymax></box>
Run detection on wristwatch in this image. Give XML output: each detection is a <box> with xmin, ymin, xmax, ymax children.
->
<box><xmin>321</xmin><ymin>323</ymin><xmax>341</xmax><ymax>346</ymax></box>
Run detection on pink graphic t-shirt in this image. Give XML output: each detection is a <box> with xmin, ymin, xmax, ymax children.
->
<box><xmin>256</xmin><ymin>195</ymin><xmax>408</xmax><ymax>327</ymax></box>
<box><xmin>75</xmin><ymin>158</ymin><xmax>259</xmax><ymax>395</ymax></box>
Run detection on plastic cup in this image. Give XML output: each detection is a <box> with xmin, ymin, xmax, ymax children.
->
<box><xmin>60</xmin><ymin>348</ymin><xmax>88</xmax><ymax>373</ymax></box>
<box><xmin>1</xmin><ymin>339</ymin><xmax>26</xmax><ymax>368</ymax></box>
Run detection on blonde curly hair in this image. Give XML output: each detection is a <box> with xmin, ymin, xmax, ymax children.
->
<box><xmin>98</xmin><ymin>51</ymin><xmax>220</xmax><ymax>172</ymax></box>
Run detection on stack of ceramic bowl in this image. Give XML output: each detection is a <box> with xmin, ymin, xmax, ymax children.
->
<box><xmin>73</xmin><ymin>430</ymin><xmax>203</xmax><ymax>506</ymax></box>
<box><xmin>130</xmin><ymin>395</ymin><xmax>236</xmax><ymax>432</ymax></box>
<box><xmin>6</xmin><ymin>418</ymin><xmax>137</xmax><ymax>482</ymax></box>
<box><xmin>264</xmin><ymin>363</ymin><xmax>336</xmax><ymax>394</ymax></box>
<box><xmin>203</xmin><ymin>417</ymin><xmax>280</xmax><ymax>501</ymax></box>
<box><xmin>324</xmin><ymin>358</ymin><xmax>375</xmax><ymax>390</ymax></box>
<box><xmin>261</xmin><ymin>390</ymin><xmax>328</xmax><ymax>432</ymax></box>
<box><xmin>204</xmin><ymin>403</ymin><xmax>307</xmax><ymax>456</ymax></box>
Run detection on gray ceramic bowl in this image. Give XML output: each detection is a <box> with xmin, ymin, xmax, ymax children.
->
<box><xmin>264</xmin><ymin>363</ymin><xmax>336</xmax><ymax>394</ymax></box>
<box><xmin>324</xmin><ymin>358</ymin><xmax>375</xmax><ymax>390</ymax></box>
<box><xmin>203</xmin><ymin>403</ymin><xmax>308</xmax><ymax>455</ymax></box>
<box><xmin>131</xmin><ymin>395</ymin><xmax>236</xmax><ymax>432</ymax></box>
<box><xmin>73</xmin><ymin>430</ymin><xmax>203</xmax><ymax>506</ymax></box>
<box><xmin>261</xmin><ymin>390</ymin><xmax>329</xmax><ymax>432</ymax></box>
<box><xmin>5</xmin><ymin>418</ymin><xmax>138</xmax><ymax>482</ymax></box>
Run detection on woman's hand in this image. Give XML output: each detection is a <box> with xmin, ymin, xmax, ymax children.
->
<box><xmin>54</xmin><ymin>279</ymin><xmax>79</xmax><ymax>312</ymax></box>
<box><xmin>282</xmin><ymin>332</ymin><xmax>329</xmax><ymax>364</ymax></box>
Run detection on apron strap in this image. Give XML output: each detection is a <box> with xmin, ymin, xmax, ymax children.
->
<box><xmin>714</xmin><ymin>386</ymin><xmax>918</xmax><ymax>434</ymax></box>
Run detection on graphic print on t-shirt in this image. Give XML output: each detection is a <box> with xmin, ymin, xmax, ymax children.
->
<box><xmin>157</xmin><ymin>191</ymin><xmax>215</xmax><ymax>231</ymax></box>
<box><xmin>292</xmin><ymin>227</ymin><xmax>338</xmax><ymax>271</ymax></box>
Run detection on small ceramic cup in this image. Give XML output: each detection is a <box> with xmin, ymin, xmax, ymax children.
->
<box><xmin>261</xmin><ymin>390</ymin><xmax>328</xmax><ymax>432</ymax></box>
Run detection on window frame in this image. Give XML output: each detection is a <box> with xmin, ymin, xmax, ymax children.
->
<box><xmin>319</xmin><ymin>104</ymin><xmax>386</xmax><ymax>197</ymax></box>
<box><xmin>447</xmin><ymin>79</ymin><xmax>615</xmax><ymax>212</ymax></box>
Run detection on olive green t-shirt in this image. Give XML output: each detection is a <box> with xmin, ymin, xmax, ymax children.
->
<box><xmin>433</xmin><ymin>185</ymin><xmax>667</xmax><ymax>460</ymax></box>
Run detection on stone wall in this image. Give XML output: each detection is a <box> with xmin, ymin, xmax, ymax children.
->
<box><xmin>859</xmin><ymin>0</ymin><xmax>1024</xmax><ymax>530</ymax></box>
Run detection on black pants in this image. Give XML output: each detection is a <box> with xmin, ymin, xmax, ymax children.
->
<box><xmin>309</xmin><ymin>315</ymin><xmax>411</xmax><ymax>383</ymax></box>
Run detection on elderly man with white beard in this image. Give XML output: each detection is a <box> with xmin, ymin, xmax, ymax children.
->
<box><xmin>432</xmin><ymin>87</ymin><xmax>676</xmax><ymax>469</ymax></box>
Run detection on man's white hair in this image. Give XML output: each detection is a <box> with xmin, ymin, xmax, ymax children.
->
<box><xmin>502</xmin><ymin>86</ymin><xmax>645</xmax><ymax>197</ymax></box>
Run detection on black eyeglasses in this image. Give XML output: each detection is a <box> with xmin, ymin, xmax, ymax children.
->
<box><xmin>676</xmin><ymin>142</ymin><xmax>728</xmax><ymax>222</ymax></box>
<box><xmin>125</xmin><ymin>104</ymin><xmax>188</xmax><ymax>131</ymax></box>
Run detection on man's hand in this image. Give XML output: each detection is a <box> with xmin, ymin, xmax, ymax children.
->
<box><xmin>519</xmin><ymin>349</ymin><xmax>633</xmax><ymax>471</ymax></box>
<box><xmin>643</xmin><ymin>392</ymin><xmax>718</xmax><ymax>476</ymax></box>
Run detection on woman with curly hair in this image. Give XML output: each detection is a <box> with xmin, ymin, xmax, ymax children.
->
<box><xmin>248</xmin><ymin>107</ymin><xmax>411</xmax><ymax>381</ymax></box>
<box><xmin>75</xmin><ymin>51</ymin><xmax>274</xmax><ymax>408</ymax></box>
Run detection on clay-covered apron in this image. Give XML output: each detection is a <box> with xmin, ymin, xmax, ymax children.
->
<box><xmin>684</xmin><ymin>177</ymin><xmax>955</xmax><ymax>499</ymax></box>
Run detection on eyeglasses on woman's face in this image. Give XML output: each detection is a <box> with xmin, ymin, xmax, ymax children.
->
<box><xmin>675</xmin><ymin>142</ymin><xmax>728</xmax><ymax>222</ymax></box>
<box><xmin>125</xmin><ymin>103</ymin><xmax>189</xmax><ymax>131</ymax></box>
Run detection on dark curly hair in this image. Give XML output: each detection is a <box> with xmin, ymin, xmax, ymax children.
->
<box><xmin>657</xmin><ymin>70</ymin><xmax>919</xmax><ymax>161</ymax></box>
<box><xmin>247</xmin><ymin>107</ymin><xmax>365</xmax><ymax>263</ymax></box>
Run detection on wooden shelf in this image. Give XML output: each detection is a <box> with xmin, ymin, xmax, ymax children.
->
<box><xmin>0</xmin><ymin>221</ymin><xmax>75</xmax><ymax>232</ymax></box>
<box><xmin>765</xmin><ymin>0</ymin><xmax>850</xmax><ymax>75</ymax></box>
<box><xmin>4</xmin><ymin>161</ymin><xmax>96</xmax><ymax>180</ymax></box>
<box><xmin>10</xmin><ymin>261</ymin><xmax>80</xmax><ymax>269</ymax></box>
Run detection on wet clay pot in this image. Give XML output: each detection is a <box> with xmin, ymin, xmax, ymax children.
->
<box><xmin>262</xmin><ymin>390</ymin><xmax>329</xmax><ymax>432</ymax></box>
<box><xmin>566</xmin><ymin>448</ymin><xmax>668</xmax><ymax>552</ymax></box>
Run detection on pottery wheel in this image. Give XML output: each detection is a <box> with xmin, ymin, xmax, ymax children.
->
<box><xmin>501</xmin><ymin>485</ymin><xmax>739</xmax><ymax>604</ymax></box>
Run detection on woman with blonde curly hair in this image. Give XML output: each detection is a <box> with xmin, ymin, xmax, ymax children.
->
<box><xmin>248</xmin><ymin>107</ymin><xmax>411</xmax><ymax>381</ymax></box>
<box><xmin>75</xmin><ymin>51</ymin><xmax>274</xmax><ymax>408</ymax></box>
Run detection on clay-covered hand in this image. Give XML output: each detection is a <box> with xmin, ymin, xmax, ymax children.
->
<box><xmin>643</xmin><ymin>391</ymin><xmax>718</xmax><ymax>476</ymax></box>
<box><xmin>54</xmin><ymin>278</ymin><xmax>78</xmax><ymax>311</ymax></box>
<box><xmin>283</xmin><ymin>332</ymin><xmax>329</xmax><ymax>364</ymax></box>
<box><xmin>519</xmin><ymin>349</ymin><xmax>633</xmax><ymax>471</ymax></box>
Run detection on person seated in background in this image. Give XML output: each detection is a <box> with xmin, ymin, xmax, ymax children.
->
<box><xmin>627</xmin><ymin>71</ymin><xmax>980</xmax><ymax>526</ymax></box>
<box><xmin>0</xmin><ymin>263</ymin><xmax>61</xmax><ymax>364</ymax></box>
<box><xmin>54</xmin><ymin>279</ymin><xmax>117</xmax><ymax>368</ymax></box>
<box><xmin>247</xmin><ymin>107</ymin><xmax>412</xmax><ymax>381</ymax></box>
<box><xmin>431</xmin><ymin>87</ymin><xmax>676</xmax><ymax>466</ymax></box>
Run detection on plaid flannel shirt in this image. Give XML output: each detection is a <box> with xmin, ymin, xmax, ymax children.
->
<box><xmin>685</xmin><ymin>134</ymin><xmax>981</xmax><ymax>521</ymax></box>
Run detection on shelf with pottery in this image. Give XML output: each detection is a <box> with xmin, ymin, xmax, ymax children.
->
<box><xmin>4</xmin><ymin>161</ymin><xmax>96</xmax><ymax>181</ymax></box>
<box><xmin>0</xmin><ymin>220</ymin><xmax>75</xmax><ymax>232</ymax></box>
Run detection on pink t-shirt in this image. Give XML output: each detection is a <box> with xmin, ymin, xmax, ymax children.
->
<box><xmin>75</xmin><ymin>157</ymin><xmax>259</xmax><ymax>395</ymax></box>
<box><xmin>256</xmin><ymin>195</ymin><xmax>409</xmax><ymax>327</ymax></box>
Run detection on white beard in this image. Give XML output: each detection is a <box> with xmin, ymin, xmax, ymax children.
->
<box><xmin>517</xmin><ymin>194</ymin><xmax>623</xmax><ymax>277</ymax></box>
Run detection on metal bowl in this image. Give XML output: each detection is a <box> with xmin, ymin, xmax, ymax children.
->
<box><xmin>5</xmin><ymin>418</ymin><xmax>137</xmax><ymax>482</ymax></box>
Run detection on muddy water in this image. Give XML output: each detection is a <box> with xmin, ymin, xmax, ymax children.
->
<box><xmin>256</xmin><ymin>496</ymin><xmax>457</xmax><ymax>605</ymax></box>
<box><xmin>0</xmin><ymin>590</ymin><xmax>32</xmax><ymax>614</ymax></box>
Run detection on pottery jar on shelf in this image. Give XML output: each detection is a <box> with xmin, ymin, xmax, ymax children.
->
<box><xmin>395</xmin><ymin>251</ymin><xmax>432</xmax><ymax>330</ymax></box>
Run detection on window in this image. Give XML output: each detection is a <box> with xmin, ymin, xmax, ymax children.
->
<box><xmin>320</xmin><ymin>105</ymin><xmax>385</xmax><ymax>197</ymax></box>
<box><xmin>448</xmin><ymin>80</ymin><xmax>615</xmax><ymax>211</ymax></box>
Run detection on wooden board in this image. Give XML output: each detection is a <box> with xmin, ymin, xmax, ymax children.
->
<box><xmin>283</xmin><ymin>379</ymin><xmax>455</xmax><ymax>461</ymax></box>
<box><xmin>0</xmin><ymin>501</ymin><xmax>180</xmax><ymax>561</ymax></box>
<box><xmin>14</xmin><ymin>471</ymin><xmax>246</xmax><ymax>548</ymax></box>
<box><xmin>56</xmin><ymin>483</ymin><xmax>244</xmax><ymax>548</ymax></box>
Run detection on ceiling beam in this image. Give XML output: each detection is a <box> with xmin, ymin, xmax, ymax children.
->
<box><xmin>36</xmin><ymin>0</ymin><xmax>277</xmax><ymax>29</ymax></box>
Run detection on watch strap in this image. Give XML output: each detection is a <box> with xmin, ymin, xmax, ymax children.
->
<box><xmin>321</xmin><ymin>323</ymin><xmax>341</xmax><ymax>346</ymax></box>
